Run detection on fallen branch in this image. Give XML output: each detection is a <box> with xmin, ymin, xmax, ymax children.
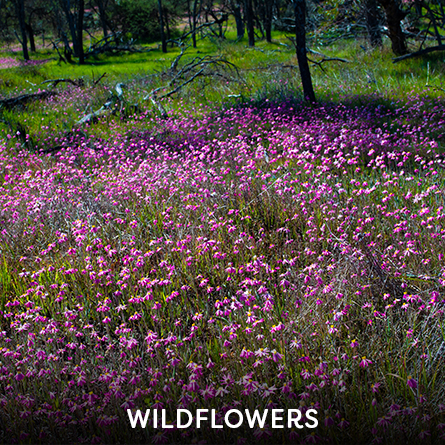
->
<box><xmin>393</xmin><ymin>44</ymin><xmax>445</xmax><ymax>62</ymax></box>
<box><xmin>41</xmin><ymin>78</ymin><xmax>84</xmax><ymax>88</ymax></box>
<box><xmin>0</xmin><ymin>91</ymin><xmax>57</xmax><ymax>109</ymax></box>
<box><xmin>77</xmin><ymin>83</ymin><xmax>126</xmax><ymax>124</ymax></box>
<box><xmin>147</xmin><ymin>93</ymin><xmax>168</xmax><ymax>119</ymax></box>
<box><xmin>307</xmin><ymin>49</ymin><xmax>350</xmax><ymax>63</ymax></box>
<box><xmin>93</xmin><ymin>72</ymin><xmax>107</xmax><ymax>86</ymax></box>
<box><xmin>143</xmin><ymin>55</ymin><xmax>241</xmax><ymax>117</ymax></box>
<box><xmin>179</xmin><ymin>20</ymin><xmax>226</xmax><ymax>42</ymax></box>
<box><xmin>77</xmin><ymin>105</ymin><xmax>111</xmax><ymax>125</ymax></box>
<box><xmin>169</xmin><ymin>44</ymin><xmax>190</xmax><ymax>74</ymax></box>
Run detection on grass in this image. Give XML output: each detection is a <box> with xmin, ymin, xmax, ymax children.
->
<box><xmin>1</xmin><ymin>28</ymin><xmax>444</xmax><ymax>138</ymax></box>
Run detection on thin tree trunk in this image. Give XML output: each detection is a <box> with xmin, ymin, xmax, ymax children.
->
<box><xmin>77</xmin><ymin>0</ymin><xmax>85</xmax><ymax>64</ymax></box>
<box><xmin>158</xmin><ymin>0</ymin><xmax>167</xmax><ymax>53</ymax></box>
<box><xmin>294</xmin><ymin>0</ymin><xmax>315</xmax><ymax>102</ymax></box>
<box><xmin>232</xmin><ymin>1</ymin><xmax>244</xmax><ymax>39</ymax></box>
<box><xmin>264</xmin><ymin>0</ymin><xmax>273</xmax><ymax>43</ymax></box>
<box><xmin>245</xmin><ymin>0</ymin><xmax>255</xmax><ymax>47</ymax></box>
<box><xmin>16</xmin><ymin>0</ymin><xmax>29</xmax><ymax>60</ymax></box>
<box><xmin>61</xmin><ymin>0</ymin><xmax>80</xmax><ymax>57</ymax></box>
<box><xmin>365</xmin><ymin>0</ymin><xmax>382</xmax><ymax>47</ymax></box>
<box><xmin>192</xmin><ymin>0</ymin><xmax>199</xmax><ymax>48</ymax></box>
<box><xmin>26</xmin><ymin>23</ymin><xmax>36</xmax><ymax>52</ymax></box>
<box><xmin>187</xmin><ymin>0</ymin><xmax>194</xmax><ymax>41</ymax></box>
<box><xmin>253</xmin><ymin>0</ymin><xmax>264</xmax><ymax>39</ymax></box>
<box><xmin>379</xmin><ymin>0</ymin><xmax>407</xmax><ymax>55</ymax></box>
<box><xmin>97</xmin><ymin>0</ymin><xmax>108</xmax><ymax>38</ymax></box>
<box><xmin>164</xmin><ymin>7</ymin><xmax>171</xmax><ymax>42</ymax></box>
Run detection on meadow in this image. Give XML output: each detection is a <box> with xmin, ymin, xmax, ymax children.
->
<box><xmin>0</xmin><ymin>29</ymin><xmax>445</xmax><ymax>444</ymax></box>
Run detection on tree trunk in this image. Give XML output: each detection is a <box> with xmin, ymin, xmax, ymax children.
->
<box><xmin>253</xmin><ymin>0</ymin><xmax>264</xmax><ymax>39</ymax></box>
<box><xmin>16</xmin><ymin>0</ymin><xmax>29</xmax><ymax>60</ymax></box>
<box><xmin>379</xmin><ymin>0</ymin><xmax>407</xmax><ymax>55</ymax></box>
<box><xmin>192</xmin><ymin>0</ymin><xmax>200</xmax><ymax>48</ymax></box>
<box><xmin>60</xmin><ymin>0</ymin><xmax>80</xmax><ymax>57</ymax></box>
<box><xmin>97</xmin><ymin>0</ymin><xmax>108</xmax><ymax>38</ymax></box>
<box><xmin>294</xmin><ymin>0</ymin><xmax>315</xmax><ymax>102</ymax></box>
<box><xmin>77</xmin><ymin>0</ymin><xmax>85</xmax><ymax>64</ymax></box>
<box><xmin>264</xmin><ymin>0</ymin><xmax>273</xmax><ymax>43</ymax></box>
<box><xmin>245</xmin><ymin>0</ymin><xmax>255</xmax><ymax>47</ymax></box>
<box><xmin>158</xmin><ymin>0</ymin><xmax>167</xmax><ymax>53</ymax></box>
<box><xmin>231</xmin><ymin>1</ymin><xmax>244</xmax><ymax>39</ymax></box>
<box><xmin>164</xmin><ymin>7</ymin><xmax>171</xmax><ymax>42</ymax></box>
<box><xmin>365</xmin><ymin>0</ymin><xmax>382</xmax><ymax>47</ymax></box>
<box><xmin>26</xmin><ymin>22</ymin><xmax>36</xmax><ymax>52</ymax></box>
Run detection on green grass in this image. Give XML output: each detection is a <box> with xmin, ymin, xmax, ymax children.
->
<box><xmin>0</xmin><ymin>23</ymin><xmax>444</xmax><ymax>152</ymax></box>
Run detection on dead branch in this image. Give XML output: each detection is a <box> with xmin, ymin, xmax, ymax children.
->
<box><xmin>179</xmin><ymin>20</ymin><xmax>225</xmax><ymax>41</ymax></box>
<box><xmin>0</xmin><ymin>91</ymin><xmax>57</xmax><ymax>109</ymax></box>
<box><xmin>169</xmin><ymin>44</ymin><xmax>190</xmax><ymax>74</ymax></box>
<box><xmin>161</xmin><ymin>66</ymin><xmax>206</xmax><ymax>99</ymax></box>
<box><xmin>392</xmin><ymin>44</ymin><xmax>445</xmax><ymax>62</ymax></box>
<box><xmin>147</xmin><ymin>94</ymin><xmax>168</xmax><ymax>119</ymax></box>
<box><xmin>307</xmin><ymin>49</ymin><xmax>350</xmax><ymax>63</ymax></box>
<box><xmin>41</xmin><ymin>78</ymin><xmax>84</xmax><ymax>88</ymax></box>
<box><xmin>145</xmin><ymin>56</ymin><xmax>239</xmax><ymax>97</ymax></box>
<box><xmin>93</xmin><ymin>73</ymin><xmax>107</xmax><ymax>86</ymax></box>
<box><xmin>77</xmin><ymin>105</ymin><xmax>111</xmax><ymax>124</ymax></box>
<box><xmin>77</xmin><ymin>83</ymin><xmax>126</xmax><ymax>124</ymax></box>
<box><xmin>49</xmin><ymin>39</ymin><xmax>67</xmax><ymax>63</ymax></box>
<box><xmin>115</xmin><ymin>82</ymin><xmax>125</xmax><ymax>99</ymax></box>
<box><xmin>143</xmin><ymin>54</ymin><xmax>241</xmax><ymax>117</ymax></box>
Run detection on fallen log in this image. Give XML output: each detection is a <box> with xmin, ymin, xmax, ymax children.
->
<box><xmin>393</xmin><ymin>44</ymin><xmax>445</xmax><ymax>62</ymax></box>
<box><xmin>0</xmin><ymin>91</ymin><xmax>57</xmax><ymax>109</ymax></box>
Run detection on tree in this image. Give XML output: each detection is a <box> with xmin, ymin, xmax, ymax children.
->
<box><xmin>77</xmin><ymin>0</ymin><xmax>85</xmax><ymax>63</ymax></box>
<box><xmin>94</xmin><ymin>0</ymin><xmax>111</xmax><ymax>38</ymax></box>
<box><xmin>263</xmin><ymin>0</ymin><xmax>273</xmax><ymax>43</ymax></box>
<box><xmin>294</xmin><ymin>0</ymin><xmax>315</xmax><ymax>102</ymax></box>
<box><xmin>58</xmin><ymin>0</ymin><xmax>86</xmax><ymax>63</ymax></box>
<box><xmin>14</xmin><ymin>0</ymin><xmax>30</xmax><ymax>60</ymax></box>
<box><xmin>192</xmin><ymin>0</ymin><xmax>201</xmax><ymax>47</ymax></box>
<box><xmin>158</xmin><ymin>0</ymin><xmax>167</xmax><ymax>52</ymax></box>
<box><xmin>245</xmin><ymin>0</ymin><xmax>255</xmax><ymax>46</ymax></box>
<box><xmin>365</xmin><ymin>0</ymin><xmax>382</xmax><ymax>47</ymax></box>
<box><xmin>229</xmin><ymin>0</ymin><xmax>244</xmax><ymax>39</ymax></box>
<box><xmin>378</xmin><ymin>0</ymin><xmax>407</xmax><ymax>55</ymax></box>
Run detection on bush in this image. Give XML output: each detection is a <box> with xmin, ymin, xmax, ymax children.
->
<box><xmin>115</xmin><ymin>0</ymin><xmax>183</xmax><ymax>44</ymax></box>
<box><xmin>116</xmin><ymin>0</ymin><xmax>161</xmax><ymax>43</ymax></box>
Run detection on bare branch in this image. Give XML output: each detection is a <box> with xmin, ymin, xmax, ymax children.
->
<box><xmin>392</xmin><ymin>44</ymin><xmax>445</xmax><ymax>62</ymax></box>
<box><xmin>93</xmin><ymin>73</ymin><xmax>107</xmax><ymax>86</ymax></box>
<box><xmin>307</xmin><ymin>49</ymin><xmax>351</xmax><ymax>63</ymax></box>
<box><xmin>143</xmin><ymin>52</ymin><xmax>241</xmax><ymax>118</ymax></box>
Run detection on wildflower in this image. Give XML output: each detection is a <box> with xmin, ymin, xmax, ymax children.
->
<box><xmin>338</xmin><ymin>418</ymin><xmax>349</xmax><ymax>429</ymax></box>
<box><xmin>407</xmin><ymin>376</ymin><xmax>418</xmax><ymax>389</ymax></box>
<box><xmin>271</xmin><ymin>349</ymin><xmax>283</xmax><ymax>362</ymax></box>
<box><xmin>419</xmin><ymin>430</ymin><xmax>430</xmax><ymax>440</ymax></box>
<box><xmin>371</xmin><ymin>382</ymin><xmax>381</xmax><ymax>393</ymax></box>
<box><xmin>359</xmin><ymin>357</ymin><xmax>372</xmax><ymax>368</ymax></box>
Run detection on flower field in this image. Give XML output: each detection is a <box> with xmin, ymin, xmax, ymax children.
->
<box><xmin>0</xmin><ymin>90</ymin><xmax>445</xmax><ymax>444</ymax></box>
<box><xmin>0</xmin><ymin>57</ymin><xmax>49</xmax><ymax>70</ymax></box>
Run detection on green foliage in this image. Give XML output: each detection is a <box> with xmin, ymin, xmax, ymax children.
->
<box><xmin>115</xmin><ymin>0</ymin><xmax>183</xmax><ymax>43</ymax></box>
<box><xmin>116</xmin><ymin>0</ymin><xmax>161</xmax><ymax>43</ymax></box>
